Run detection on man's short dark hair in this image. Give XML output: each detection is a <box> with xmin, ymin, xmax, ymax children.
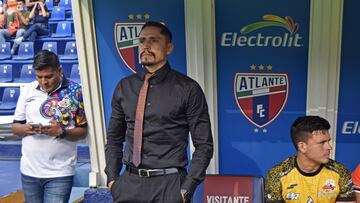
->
<box><xmin>290</xmin><ymin>115</ymin><xmax>331</xmax><ymax>150</ymax></box>
<box><xmin>141</xmin><ymin>21</ymin><xmax>172</xmax><ymax>42</ymax></box>
<box><xmin>33</xmin><ymin>50</ymin><xmax>60</xmax><ymax>71</ymax></box>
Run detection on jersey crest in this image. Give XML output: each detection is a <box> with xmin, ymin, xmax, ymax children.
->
<box><xmin>322</xmin><ymin>179</ymin><xmax>336</xmax><ymax>193</ymax></box>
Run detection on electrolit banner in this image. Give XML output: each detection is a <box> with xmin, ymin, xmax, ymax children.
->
<box><xmin>215</xmin><ymin>0</ymin><xmax>310</xmax><ymax>177</ymax></box>
<box><xmin>336</xmin><ymin>0</ymin><xmax>360</xmax><ymax>172</ymax></box>
<box><xmin>92</xmin><ymin>0</ymin><xmax>186</xmax><ymax>124</ymax></box>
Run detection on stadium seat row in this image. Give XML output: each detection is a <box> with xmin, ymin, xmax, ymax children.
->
<box><xmin>49</xmin><ymin>6</ymin><xmax>73</xmax><ymax>21</ymax></box>
<box><xmin>0</xmin><ymin>41</ymin><xmax>77</xmax><ymax>61</ymax></box>
<box><xmin>0</xmin><ymin>64</ymin><xmax>80</xmax><ymax>83</ymax></box>
<box><xmin>46</xmin><ymin>0</ymin><xmax>72</xmax><ymax>11</ymax></box>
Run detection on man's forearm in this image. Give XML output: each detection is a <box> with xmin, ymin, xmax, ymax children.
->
<box><xmin>63</xmin><ymin>126</ymin><xmax>87</xmax><ymax>141</ymax></box>
<box><xmin>11</xmin><ymin>123</ymin><xmax>28</xmax><ymax>137</ymax></box>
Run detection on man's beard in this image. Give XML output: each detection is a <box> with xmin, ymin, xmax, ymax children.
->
<box><xmin>140</xmin><ymin>60</ymin><xmax>155</xmax><ymax>66</ymax></box>
<box><xmin>139</xmin><ymin>51</ymin><xmax>156</xmax><ymax>66</ymax></box>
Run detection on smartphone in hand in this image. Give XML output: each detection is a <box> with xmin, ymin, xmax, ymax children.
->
<box><xmin>29</xmin><ymin>123</ymin><xmax>42</xmax><ymax>129</ymax></box>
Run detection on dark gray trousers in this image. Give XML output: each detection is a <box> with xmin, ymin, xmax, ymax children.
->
<box><xmin>111</xmin><ymin>169</ymin><xmax>189</xmax><ymax>203</ymax></box>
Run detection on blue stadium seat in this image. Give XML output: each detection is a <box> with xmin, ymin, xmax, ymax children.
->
<box><xmin>60</xmin><ymin>41</ymin><xmax>77</xmax><ymax>60</ymax></box>
<box><xmin>0</xmin><ymin>87</ymin><xmax>20</xmax><ymax>110</ymax></box>
<box><xmin>0</xmin><ymin>42</ymin><xmax>11</xmax><ymax>60</ymax></box>
<box><xmin>14</xmin><ymin>64</ymin><xmax>35</xmax><ymax>83</ymax></box>
<box><xmin>45</xmin><ymin>0</ymin><xmax>54</xmax><ymax>10</ymax></box>
<box><xmin>48</xmin><ymin>22</ymin><xmax>58</xmax><ymax>34</ymax></box>
<box><xmin>49</xmin><ymin>6</ymin><xmax>65</xmax><ymax>21</ymax></box>
<box><xmin>69</xmin><ymin>64</ymin><xmax>80</xmax><ymax>83</ymax></box>
<box><xmin>51</xmin><ymin>21</ymin><xmax>72</xmax><ymax>38</ymax></box>
<box><xmin>59</xmin><ymin>0</ymin><xmax>72</xmax><ymax>10</ymax></box>
<box><xmin>66</xmin><ymin>11</ymin><xmax>73</xmax><ymax>20</ymax></box>
<box><xmin>42</xmin><ymin>41</ymin><xmax>58</xmax><ymax>54</ymax></box>
<box><xmin>12</xmin><ymin>42</ymin><xmax>34</xmax><ymax>60</ymax></box>
<box><xmin>0</xmin><ymin>64</ymin><xmax>13</xmax><ymax>82</ymax></box>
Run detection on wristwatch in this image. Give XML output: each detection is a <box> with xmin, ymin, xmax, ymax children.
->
<box><xmin>57</xmin><ymin>128</ymin><xmax>67</xmax><ymax>139</ymax></box>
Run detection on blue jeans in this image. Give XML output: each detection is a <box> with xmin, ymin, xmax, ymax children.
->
<box><xmin>0</xmin><ymin>29</ymin><xmax>11</xmax><ymax>42</ymax></box>
<box><xmin>21</xmin><ymin>173</ymin><xmax>73</xmax><ymax>203</ymax></box>
<box><xmin>16</xmin><ymin>28</ymin><xmax>26</xmax><ymax>38</ymax></box>
<box><xmin>0</xmin><ymin>28</ymin><xmax>26</xmax><ymax>42</ymax></box>
<box><xmin>12</xmin><ymin>23</ymin><xmax>49</xmax><ymax>53</ymax></box>
<box><xmin>23</xmin><ymin>23</ymin><xmax>49</xmax><ymax>41</ymax></box>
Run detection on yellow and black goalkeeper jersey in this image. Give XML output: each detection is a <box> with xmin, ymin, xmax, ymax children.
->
<box><xmin>265</xmin><ymin>156</ymin><xmax>355</xmax><ymax>203</ymax></box>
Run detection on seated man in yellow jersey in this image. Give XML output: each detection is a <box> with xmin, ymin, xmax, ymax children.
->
<box><xmin>265</xmin><ymin>115</ymin><xmax>355</xmax><ymax>203</ymax></box>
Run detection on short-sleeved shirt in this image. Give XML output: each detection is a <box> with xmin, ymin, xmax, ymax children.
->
<box><xmin>8</xmin><ymin>11</ymin><xmax>30</xmax><ymax>29</ymax></box>
<box><xmin>265</xmin><ymin>156</ymin><xmax>355</xmax><ymax>203</ymax></box>
<box><xmin>13</xmin><ymin>78</ymin><xmax>87</xmax><ymax>178</ymax></box>
<box><xmin>352</xmin><ymin>164</ymin><xmax>360</xmax><ymax>193</ymax></box>
<box><xmin>5</xmin><ymin>13</ymin><xmax>13</xmax><ymax>28</ymax></box>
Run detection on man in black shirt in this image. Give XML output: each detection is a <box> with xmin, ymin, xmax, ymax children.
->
<box><xmin>105</xmin><ymin>21</ymin><xmax>214</xmax><ymax>202</ymax></box>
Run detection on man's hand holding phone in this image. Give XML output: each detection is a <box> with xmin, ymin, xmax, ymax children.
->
<box><xmin>27</xmin><ymin>123</ymin><xmax>43</xmax><ymax>135</ymax></box>
<box><xmin>28</xmin><ymin>123</ymin><xmax>51</xmax><ymax>134</ymax></box>
<box><xmin>26</xmin><ymin>121</ymin><xmax>64</xmax><ymax>138</ymax></box>
<box><xmin>41</xmin><ymin>120</ymin><xmax>63</xmax><ymax>138</ymax></box>
<box><xmin>29</xmin><ymin>123</ymin><xmax>41</xmax><ymax>129</ymax></box>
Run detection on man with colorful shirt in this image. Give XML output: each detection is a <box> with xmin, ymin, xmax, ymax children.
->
<box><xmin>11</xmin><ymin>50</ymin><xmax>87</xmax><ymax>203</ymax></box>
<box><xmin>265</xmin><ymin>115</ymin><xmax>355</xmax><ymax>203</ymax></box>
<box><xmin>352</xmin><ymin>164</ymin><xmax>360</xmax><ymax>202</ymax></box>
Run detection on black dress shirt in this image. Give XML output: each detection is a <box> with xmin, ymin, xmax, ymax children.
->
<box><xmin>105</xmin><ymin>62</ymin><xmax>213</xmax><ymax>194</ymax></box>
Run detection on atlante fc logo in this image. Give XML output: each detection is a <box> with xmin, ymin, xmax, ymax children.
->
<box><xmin>114</xmin><ymin>22</ymin><xmax>144</xmax><ymax>73</ymax></box>
<box><xmin>234</xmin><ymin>72</ymin><xmax>288</xmax><ymax>128</ymax></box>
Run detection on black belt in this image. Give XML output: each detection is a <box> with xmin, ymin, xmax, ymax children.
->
<box><xmin>126</xmin><ymin>166</ymin><xmax>179</xmax><ymax>177</ymax></box>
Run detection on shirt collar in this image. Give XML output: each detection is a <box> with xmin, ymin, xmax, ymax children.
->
<box><xmin>294</xmin><ymin>156</ymin><xmax>324</xmax><ymax>177</ymax></box>
<box><xmin>137</xmin><ymin>62</ymin><xmax>171</xmax><ymax>83</ymax></box>
<box><xmin>35</xmin><ymin>77</ymin><xmax>69</xmax><ymax>95</ymax></box>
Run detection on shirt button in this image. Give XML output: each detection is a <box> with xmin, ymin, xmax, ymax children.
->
<box><xmin>147</xmin><ymin>102</ymin><xmax>151</xmax><ymax>106</ymax></box>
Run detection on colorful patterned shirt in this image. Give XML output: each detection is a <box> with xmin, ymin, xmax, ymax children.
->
<box><xmin>39</xmin><ymin>79</ymin><xmax>87</xmax><ymax>129</ymax></box>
